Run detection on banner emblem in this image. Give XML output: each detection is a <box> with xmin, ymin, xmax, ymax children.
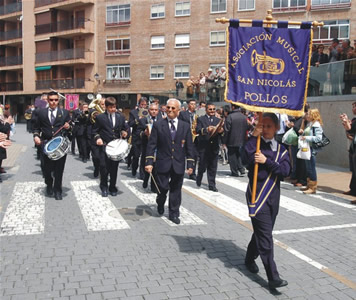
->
<box><xmin>251</xmin><ymin>50</ymin><xmax>285</xmax><ymax>75</ymax></box>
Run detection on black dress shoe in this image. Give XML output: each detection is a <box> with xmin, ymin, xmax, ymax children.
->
<box><xmin>101</xmin><ymin>189</ymin><xmax>108</xmax><ymax>197</ymax></box>
<box><xmin>46</xmin><ymin>186</ymin><xmax>54</xmax><ymax>196</ymax></box>
<box><xmin>54</xmin><ymin>193</ymin><xmax>62</xmax><ymax>200</ymax></box>
<box><xmin>142</xmin><ymin>181</ymin><xmax>148</xmax><ymax>189</ymax></box>
<box><xmin>83</xmin><ymin>158</ymin><xmax>87</xmax><ymax>163</ymax></box>
<box><xmin>268</xmin><ymin>279</ymin><xmax>288</xmax><ymax>289</ymax></box>
<box><xmin>132</xmin><ymin>170</ymin><xmax>137</xmax><ymax>177</ymax></box>
<box><xmin>245</xmin><ymin>261</ymin><xmax>259</xmax><ymax>273</ymax></box>
<box><xmin>209</xmin><ymin>186</ymin><xmax>218</xmax><ymax>192</ymax></box>
<box><xmin>157</xmin><ymin>205</ymin><xmax>164</xmax><ymax>215</ymax></box>
<box><xmin>109</xmin><ymin>191</ymin><xmax>117</xmax><ymax>196</ymax></box>
<box><xmin>169</xmin><ymin>216</ymin><xmax>180</xmax><ymax>225</ymax></box>
<box><xmin>230</xmin><ymin>173</ymin><xmax>239</xmax><ymax>177</ymax></box>
<box><xmin>93</xmin><ymin>169</ymin><xmax>99</xmax><ymax>178</ymax></box>
<box><xmin>196</xmin><ymin>176</ymin><xmax>202</xmax><ymax>187</ymax></box>
<box><xmin>189</xmin><ymin>174</ymin><xmax>197</xmax><ymax>181</ymax></box>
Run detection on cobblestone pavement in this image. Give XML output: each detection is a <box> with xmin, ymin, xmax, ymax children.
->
<box><xmin>1</xmin><ymin>124</ymin><xmax>356</xmax><ymax>300</ymax></box>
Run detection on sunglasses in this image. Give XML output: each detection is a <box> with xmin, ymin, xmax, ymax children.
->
<box><xmin>208</xmin><ymin>108</ymin><xmax>216</xmax><ymax>111</ymax></box>
<box><xmin>49</xmin><ymin>99</ymin><xmax>59</xmax><ymax>102</ymax></box>
<box><xmin>166</xmin><ymin>106</ymin><xmax>177</xmax><ymax>110</ymax></box>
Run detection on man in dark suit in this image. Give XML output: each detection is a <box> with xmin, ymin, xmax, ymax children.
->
<box><xmin>128</xmin><ymin>97</ymin><xmax>148</xmax><ymax>178</ymax></box>
<box><xmin>76</xmin><ymin>103</ymin><xmax>90</xmax><ymax>163</ymax></box>
<box><xmin>145</xmin><ymin>99</ymin><xmax>195</xmax><ymax>225</ymax></box>
<box><xmin>33</xmin><ymin>91</ymin><xmax>71</xmax><ymax>200</ymax></box>
<box><xmin>138</xmin><ymin>103</ymin><xmax>161</xmax><ymax>190</ymax></box>
<box><xmin>71</xmin><ymin>104</ymin><xmax>82</xmax><ymax>156</ymax></box>
<box><xmin>195</xmin><ymin>104</ymin><xmax>223</xmax><ymax>192</ymax></box>
<box><xmin>178</xmin><ymin>99</ymin><xmax>198</xmax><ymax>180</ymax></box>
<box><xmin>222</xmin><ymin>104</ymin><xmax>250</xmax><ymax>177</ymax></box>
<box><xmin>92</xmin><ymin>97</ymin><xmax>128</xmax><ymax>197</ymax></box>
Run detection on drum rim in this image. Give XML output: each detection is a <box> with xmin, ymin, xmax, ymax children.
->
<box><xmin>45</xmin><ymin>136</ymin><xmax>64</xmax><ymax>153</ymax></box>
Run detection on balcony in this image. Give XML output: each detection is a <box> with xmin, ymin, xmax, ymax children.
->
<box><xmin>105</xmin><ymin>49</ymin><xmax>131</xmax><ymax>56</ymax></box>
<box><xmin>0</xmin><ymin>55</ymin><xmax>22</xmax><ymax>66</ymax></box>
<box><xmin>307</xmin><ymin>58</ymin><xmax>356</xmax><ymax>97</ymax></box>
<box><xmin>0</xmin><ymin>2</ymin><xmax>22</xmax><ymax>16</ymax></box>
<box><xmin>0</xmin><ymin>81</ymin><xmax>22</xmax><ymax>91</ymax></box>
<box><xmin>0</xmin><ymin>28</ymin><xmax>22</xmax><ymax>41</ymax></box>
<box><xmin>36</xmin><ymin>48</ymin><xmax>85</xmax><ymax>63</ymax></box>
<box><xmin>35</xmin><ymin>18</ymin><xmax>85</xmax><ymax>35</ymax></box>
<box><xmin>36</xmin><ymin>78</ymin><xmax>85</xmax><ymax>90</ymax></box>
<box><xmin>35</xmin><ymin>0</ymin><xmax>94</xmax><ymax>8</ymax></box>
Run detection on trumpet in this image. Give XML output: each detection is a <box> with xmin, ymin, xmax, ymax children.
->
<box><xmin>191</xmin><ymin>114</ymin><xmax>198</xmax><ymax>142</ymax></box>
<box><xmin>251</xmin><ymin>49</ymin><xmax>285</xmax><ymax>75</ymax></box>
<box><xmin>88</xmin><ymin>94</ymin><xmax>105</xmax><ymax>123</ymax></box>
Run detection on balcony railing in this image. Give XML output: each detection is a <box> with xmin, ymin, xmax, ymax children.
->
<box><xmin>105</xmin><ymin>49</ymin><xmax>131</xmax><ymax>56</ymax></box>
<box><xmin>36</xmin><ymin>48</ymin><xmax>85</xmax><ymax>63</ymax></box>
<box><xmin>35</xmin><ymin>0</ymin><xmax>65</xmax><ymax>8</ymax></box>
<box><xmin>0</xmin><ymin>2</ymin><xmax>22</xmax><ymax>16</ymax></box>
<box><xmin>36</xmin><ymin>78</ymin><xmax>85</xmax><ymax>90</ymax></box>
<box><xmin>0</xmin><ymin>81</ymin><xmax>22</xmax><ymax>91</ymax></box>
<box><xmin>35</xmin><ymin>18</ymin><xmax>85</xmax><ymax>35</ymax></box>
<box><xmin>0</xmin><ymin>55</ymin><xmax>22</xmax><ymax>66</ymax></box>
<box><xmin>307</xmin><ymin>58</ymin><xmax>356</xmax><ymax>97</ymax></box>
<box><xmin>0</xmin><ymin>29</ymin><xmax>22</xmax><ymax>41</ymax></box>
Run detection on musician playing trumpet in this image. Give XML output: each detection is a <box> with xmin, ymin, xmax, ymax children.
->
<box><xmin>195</xmin><ymin>104</ymin><xmax>224</xmax><ymax>192</ymax></box>
<box><xmin>92</xmin><ymin>97</ymin><xmax>128</xmax><ymax>197</ymax></box>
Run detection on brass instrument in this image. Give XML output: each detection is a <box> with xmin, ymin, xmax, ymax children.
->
<box><xmin>138</xmin><ymin>108</ymin><xmax>149</xmax><ymax>118</ymax></box>
<box><xmin>210</xmin><ymin>118</ymin><xmax>224</xmax><ymax>139</ymax></box>
<box><xmin>24</xmin><ymin>112</ymin><xmax>32</xmax><ymax>120</ymax></box>
<box><xmin>191</xmin><ymin>114</ymin><xmax>198</xmax><ymax>142</ymax></box>
<box><xmin>88</xmin><ymin>94</ymin><xmax>104</xmax><ymax>123</ymax></box>
<box><xmin>251</xmin><ymin>49</ymin><xmax>285</xmax><ymax>75</ymax></box>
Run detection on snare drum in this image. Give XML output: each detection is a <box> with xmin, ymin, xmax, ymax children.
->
<box><xmin>44</xmin><ymin>136</ymin><xmax>70</xmax><ymax>160</ymax></box>
<box><xmin>105</xmin><ymin>139</ymin><xmax>130</xmax><ymax>161</ymax></box>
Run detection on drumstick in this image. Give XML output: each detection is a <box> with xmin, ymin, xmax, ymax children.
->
<box><xmin>150</xmin><ymin>172</ymin><xmax>161</xmax><ymax>194</ymax></box>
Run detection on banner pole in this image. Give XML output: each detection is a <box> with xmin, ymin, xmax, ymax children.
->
<box><xmin>251</xmin><ymin>112</ymin><xmax>262</xmax><ymax>204</ymax></box>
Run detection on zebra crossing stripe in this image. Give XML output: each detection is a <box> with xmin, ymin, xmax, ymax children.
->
<box><xmin>215</xmin><ymin>176</ymin><xmax>333</xmax><ymax>217</ymax></box>
<box><xmin>121</xmin><ymin>179</ymin><xmax>206</xmax><ymax>226</ymax></box>
<box><xmin>182</xmin><ymin>180</ymin><xmax>250</xmax><ymax>221</ymax></box>
<box><xmin>274</xmin><ymin>223</ymin><xmax>356</xmax><ymax>235</ymax></box>
<box><xmin>71</xmin><ymin>181</ymin><xmax>130</xmax><ymax>231</ymax></box>
<box><xmin>1</xmin><ymin>182</ymin><xmax>45</xmax><ymax>236</ymax></box>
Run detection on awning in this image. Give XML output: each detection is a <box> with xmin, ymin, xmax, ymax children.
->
<box><xmin>35</xmin><ymin>66</ymin><xmax>51</xmax><ymax>71</ymax></box>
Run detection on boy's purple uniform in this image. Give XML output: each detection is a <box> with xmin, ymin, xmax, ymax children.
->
<box><xmin>243</xmin><ymin>136</ymin><xmax>290</xmax><ymax>281</ymax></box>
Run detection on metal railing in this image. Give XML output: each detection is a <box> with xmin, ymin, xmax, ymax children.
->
<box><xmin>0</xmin><ymin>2</ymin><xmax>22</xmax><ymax>16</ymax></box>
<box><xmin>0</xmin><ymin>29</ymin><xmax>22</xmax><ymax>41</ymax></box>
<box><xmin>308</xmin><ymin>58</ymin><xmax>356</xmax><ymax>97</ymax></box>
<box><xmin>35</xmin><ymin>0</ymin><xmax>65</xmax><ymax>8</ymax></box>
<box><xmin>36</xmin><ymin>78</ymin><xmax>85</xmax><ymax>90</ymax></box>
<box><xmin>0</xmin><ymin>81</ymin><xmax>22</xmax><ymax>91</ymax></box>
<box><xmin>35</xmin><ymin>48</ymin><xmax>85</xmax><ymax>63</ymax></box>
<box><xmin>0</xmin><ymin>55</ymin><xmax>22</xmax><ymax>66</ymax></box>
<box><xmin>35</xmin><ymin>18</ymin><xmax>85</xmax><ymax>35</ymax></box>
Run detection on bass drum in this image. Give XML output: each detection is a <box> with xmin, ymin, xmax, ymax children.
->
<box><xmin>105</xmin><ymin>139</ymin><xmax>131</xmax><ymax>161</ymax></box>
<box><xmin>44</xmin><ymin>136</ymin><xmax>70</xmax><ymax>160</ymax></box>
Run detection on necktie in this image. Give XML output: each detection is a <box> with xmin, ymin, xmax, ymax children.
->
<box><xmin>210</xmin><ymin>117</ymin><xmax>213</xmax><ymax>123</ymax></box>
<box><xmin>152</xmin><ymin>117</ymin><xmax>156</xmax><ymax>122</ymax></box>
<box><xmin>109</xmin><ymin>114</ymin><xmax>114</xmax><ymax>127</ymax></box>
<box><xmin>170</xmin><ymin>120</ymin><xmax>176</xmax><ymax>140</ymax></box>
<box><xmin>190</xmin><ymin>113</ymin><xmax>193</xmax><ymax>124</ymax></box>
<box><xmin>50</xmin><ymin>109</ymin><xmax>55</xmax><ymax>125</ymax></box>
<box><xmin>266</xmin><ymin>141</ymin><xmax>272</xmax><ymax>150</ymax></box>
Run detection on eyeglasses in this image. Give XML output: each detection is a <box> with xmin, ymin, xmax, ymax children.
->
<box><xmin>49</xmin><ymin>98</ymin><xmax>59</xmax><ymax>102</ymax></box>
<box><xmin>208</xmin><ymin>108</ymin><xmax>216</xmax><ymax>111</ymax></box>
<box><xmin>166</xmin><ymin>106</ymin><xmax>177</xmax><ymax>110</ymax></box>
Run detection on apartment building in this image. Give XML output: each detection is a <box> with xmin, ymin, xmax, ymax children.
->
<box><xmin>0</xmin><ymin>0</ymin><xmax>355</xmax><ymax>119</ymax></box>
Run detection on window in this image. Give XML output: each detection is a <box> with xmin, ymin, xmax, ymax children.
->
<box><xmin>151</xmin><ymin>4</ymin><xmax>165</xmax><ymax>19</ymax></box>
<box><xmin>313</xmin><ymin>20</ymin><xmax>349</xmax><ymax>41</ymax></box>
<box><xmin>174</xmin><ymin>64</ymin><xmax>189</xmax><ymax>78</ymax></box>
<box><xmin>175</xmin><ymin>34</ymin><xmax>190</xmax><ymax>48</ymax></box>
<box><xmin>311</xmin><ymin>0</ymin><xmax>350</xmax><ymax>5</ymax></box>
<box><xmin>106</xmin><ymin>36</ymin><xmax>130</xmax><ymax>55</ymax></box>
<box><xmin>150</xmin><ymin>65</ymin><xmax>165</xmax><ymax>79</ymax></box>
<box><xmin>238</xmin><ymin>0</ymin><xmax>255</xmax><ymax>10</ymax></box>
<box><xmin>106</xmin><ymin>4</ymin><xmax>131</xmax><ymax>24</ymax></box>
<box><xmin>210</xmin><ymin>31</ymin><xmax>226</xmax><ymax>46</ymax></box>
<box><xmin>175</xmin><ymin>1</ymin><xmax>190</xmax><ymax>16</ymax></box>
<box><xmin>151</xmin><ymin>36</ymin><xmax>165</xmax><ymax>49</ymax></box>
<box><xmin>273</xmin><ymin>0</ymin><xmax>306</xmax><ymax>8</ymax></box>
<box><xmin>107</xmin><ymin>64</ymin><xmax>130</xmax><ymax>80</ymax></box>
<box><xmin>211</xmin><ymin>0</ymin><xmax>226</xmax><ymax>13</ymax></box>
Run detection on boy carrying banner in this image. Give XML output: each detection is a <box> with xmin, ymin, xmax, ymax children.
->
<box><xmin>243</xmin><ymin>113</ymin><xmax>290</xmax><ymax>290</ymax></box>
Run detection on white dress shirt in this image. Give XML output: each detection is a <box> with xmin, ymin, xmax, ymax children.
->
<box><xmin>262</xmin><ymin>136</ymin><xmax>278</xmax><ymax>152</ymax></box>
<box><xmin>168</xmin><ymin>117</ymin><xmax>178</xmax><ymax>130</ymax></box>
<box><xmin>48</xmin><ymin>107</ymin><xmax>58</xmax><ymax>123</ymax></box>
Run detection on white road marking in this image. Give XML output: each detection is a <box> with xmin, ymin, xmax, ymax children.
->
<box><xmin>216</xmin><ymin>176</ymin><xmax>333</xmax><ymax>217</ymax></box>
<box><xmin>122</xmin><ymin>180</ymin><xmax>206</xmax><ymax>226</ymax></box>
<box><xmin>71</xmin><ymin>181</ymin><xmax>130</xmax><ymax>231</ymax></box>
<box><xmin>274</xmin><ymin>223</ymin><xmax>356</xmax><ymax>235</ymax></box>
<box><xmin>1</xmin><ymin>182</ymin><xmax>45</xmax><ymax>236</ymax></box>
<box><xmin>183</xmin><ymin>180</ymin><xmax>250</xmax><ymax>221</ymax></box>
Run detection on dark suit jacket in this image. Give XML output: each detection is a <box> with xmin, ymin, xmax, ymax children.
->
<box><xmin>178</xmin><ymin>110</ymin><xmax>194</xmax><ymax>124</ymax></box>
<box><xmin>311</xmin><ymin>52</ymin><xmax>329</xmax><ymax>66</ymax></box>
<box><xmin>223</xmin><ymin>109</ymin><xmax>249</xmax><ymax>147</ymax></box>
<box><xmin>145</xmin><ymin>118</ymin><xmax>195</xmax><ymax>174</ymax></box>
<box><xmin>33</xmin><ymin>107</ymin><xmax>71</xmax><ymax>141</ymax></box>
<box><xmin>128</xmin><ymin>108</ymin><xmax>141</xmax><ymax>144</ymax></box>
<box><xmin>92</xmin><ymin>112</ymin><xmax>128</xmax><ymax>144</ymax></box>
<box><xmin>195</xmin><ymin>115</ymin><xmax>221</xmax><ymax>153</ymax></box>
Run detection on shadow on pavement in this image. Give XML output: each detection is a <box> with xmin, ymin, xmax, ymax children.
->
<box><xmin>169</xmin><ymin>235</ymin><xmax>283</xmax><ymax>296</ymax></box>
